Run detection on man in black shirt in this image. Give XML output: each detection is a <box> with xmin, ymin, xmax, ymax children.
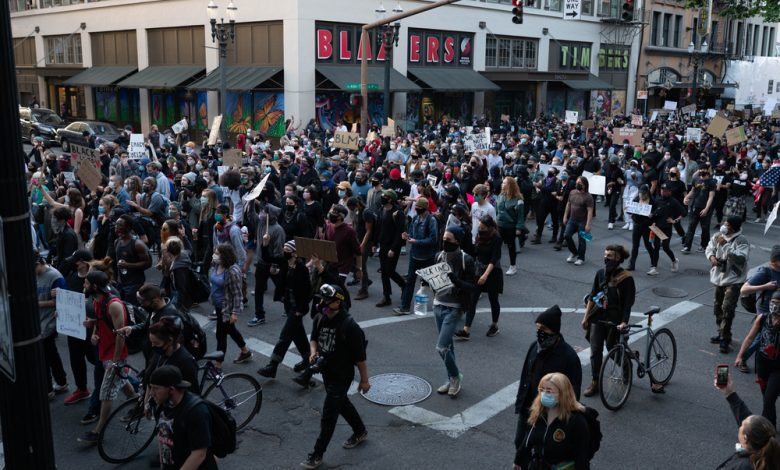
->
<box><xmin>113</xmin><ymin>215</ymin><xmax>152</xmax><ymax>305</ymax></box>
<box><xmin>300</xmin><ymin>284</ymin><xmax>370</xmax><ymax>469</ymax></box>
<box><xmin>149</xmin><ymin>366</ymin><xmax>217</xmax><ymax>470</ymax></box>
<box><xmin>50</xmin><ymin>206</ymin><xmax>79</xmax><ymax>275</ymax></box>
<box><xmin>682</xmin><ymin>168</ymin><xmax>716</xmax><ymax>254</ymax></box>
<box><xmin>374</xmin><ymin>191</ymin><xmax>406</xmax><ymax>308</ymax></box>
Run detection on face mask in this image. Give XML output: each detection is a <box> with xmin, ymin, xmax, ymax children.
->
<box><xmin>415</xmin><ymin>208</ymin><xmax>426</xmax><ymax>215</ymax></box>
<box><xmin>285</xmin><ymin>205</ymin><xmax>295</xmax><ymax>212</ymax></box>
<box><xmin>770</xmin><ymin>303</ymin><xmax>780</xmax><ymax>315</ymax></box>
<box><xmin>740</xmin><ymin>172</ymin><xmax>748</xmax><ymax>181</ymax></box>
<box><xmin>284</xmin><ymin>252</ymin><xmax>293</xmax><ymax>260</ymax></box>
<box><xmin>380</xmin><ymin>197</ymin><xmax>391</xmax><ymax>206</ymax></box>
<box><xmin>195</xmin><ymin>163</ymin><xmax>204</xmax><ymax>171</ymax></box>
<box><xmin>720</xmin><ymin>225</ymin><xmax>729</xmax><ymax>235</ymax></box>
<box><xmin>442</xmin><ymin>240</ymin><xmax>459</xmax><ymax>252</ymax></box>
<box><xmin>576</xmin><ymin>184</ymin><xmax>584</xmax><ymax>191</ymax></box>
<box><xmin>216</xmin><ymin>214</ymin><xmax>227</xmax><ymax>223</ymax></box>
<box><xmin>151</xmin><ymin>345</ymin><xmax>167</xmax><ymax>356</ymax></box>
<box><xmin>200</xmin><ymin>196</ymin><xmax>208</xmax><ymax>206</ymax></box>
<box><xmin>604</xmin><ymin>257</ymin><xmax>619</xmax><ymax>272</ymax></box>
<box><xmin>537</xmin><ymin>330</ymin><xmax>557</xmax><ymax>349</ymax></box>
<box><xmin>98</xmin><ymin>206</ymin><xmax>106</xmax><ymax>214</ymax></box>
<box><xmin>474</xmin><ymin>195</ymin><xmax>482</xmax><ymax>202</ymax></box>
<box><xmin>338</xmin><ymin>190</ymin><xmax>347</xmax><ymax>198</ymax></box>
<box><xmin>328</xmin><ymin>213</ymin><xmax>340</xmax><ymax>223</ymax></box>
<box><xmin>212</xmin><ymin>254</ymin><xmax>220</xmax><ymax>264</ymax></box>
<box><xmin>187</xmin><ymin>159</ymin><xmax>195</xmax><ymax>166</ymax></box>
<box><xmin>108</xmin><ymin>181</ymin><xmax>116</xmax><ymax>190</ymax></box>
<box><xmin>240</xmin><ymin>176</ymin><xmax>248</xmax><ymax>184</ymax></box>
<box><xmin>540</xmin><ymin>391</ymin><xmax>558</xmax><ymax>408</ymax></box>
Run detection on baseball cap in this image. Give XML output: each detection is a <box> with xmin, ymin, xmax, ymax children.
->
<box><xmin>149</xmin><ymin>365</ymin><xmax>191</xmax><ymax>389</ymax></box>
<box><xmin>86</xmin><ymin>271</ymin><xmax>111</xmax><ymax>295</ymax></box>
<box><xmin>66</xmin><ymin>249</ymin><xmax>93</xmax><ymax>265</ymax></box>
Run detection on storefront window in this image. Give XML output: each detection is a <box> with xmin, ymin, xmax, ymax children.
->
<box><xmin>486</xmin><ymin>37</ymin><xmax>537</xmax><ymax>70</ymax></box>
<box><xmin>94</xmin><ymin>87</ymin><xmax>141</xmax><ymax>129</ymax></box>
<box><xmin>45</xmin><ymin>35</ymin><xmax>82</xmax><ymax>65</ymax></box>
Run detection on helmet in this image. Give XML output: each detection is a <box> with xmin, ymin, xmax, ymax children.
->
<box><xmin>320</xmin><ymin>284</ymin><xmax>347</xmax><ymax>302</ymax></box>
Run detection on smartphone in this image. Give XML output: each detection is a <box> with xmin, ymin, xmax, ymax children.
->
<box><xmin>716</xmin><ymin>364</ymin><xmax>729</xmax><ymax>388</ymax></box>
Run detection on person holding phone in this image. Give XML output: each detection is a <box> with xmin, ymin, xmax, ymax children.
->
<box><xmin>714</xmin><ymin>374</ymin><xmax>780</xmax><ymax>469</ymax></box>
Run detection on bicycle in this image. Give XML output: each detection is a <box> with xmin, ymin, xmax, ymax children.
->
<box><xmin>597</xmin><ymin>306</ymin><xmax>677</xmax><ymax>411</ymax></box>
<box><xmin>98</xmin><ymin>351</ymin><xmax>262</xmax><ymax>464</ymax></box>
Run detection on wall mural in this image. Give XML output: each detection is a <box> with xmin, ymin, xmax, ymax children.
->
<box><xmin>226</xmin><ymin>92</ymin><xmax>253</xmax><ymax>134</ymax></box>
<box><xmin>95</xmin><ymin>89</ymin><xmax>117</xmax><ymax>123</ymax></box>
<box><xmin>315</xmin><ymin>92</ymin><xmax>383</xmax><ymax>131</ymax></box>
<box><xmin>253</xmin><ymin>92</ymin><xmax>285</xmax><ymax>138</ymax></box>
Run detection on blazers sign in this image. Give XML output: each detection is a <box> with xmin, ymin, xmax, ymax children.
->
<box><xmin>407</xmin><ymin>29</ymin><xmax>473</xmax><ymax>67</ymax></box>
<box><xmin>316</xmin><ymin>22</ymin><xmax>389</xmax><ymax>64</ymax></box>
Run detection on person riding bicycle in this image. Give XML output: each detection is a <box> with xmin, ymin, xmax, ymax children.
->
<box><xmin>581</xmin><ymin>244</ymin><xmax>637</xmax><ymax>397</ymax></box>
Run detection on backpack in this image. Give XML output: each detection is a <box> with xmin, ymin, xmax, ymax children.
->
<box><xmin>182</xmin><ymin>396</ymin><xmax>237</xmax><ymax>458</ymax></box>
<box><xmin>99</xmin><ymin>296</ymin><xmax>144</xmax><ymax>355</ymax></box>
<box><xmin>188</xmin><ymin>266</ymin><xmax>212</xmax><ymax>304</ymax></box>
<box><xmin>740</xmin><ymin>265</ymin><xmax>780</xmax><ymax>314</ymax></box>
<box><xmin>581</xmin><ymin>406</ymin><xmax>602</xmax><ymax>460</ymax></box>
<box><xmin>176</xmin><ymin>308</ymin><xmax>208</xmax><ymax>360</ymax></box>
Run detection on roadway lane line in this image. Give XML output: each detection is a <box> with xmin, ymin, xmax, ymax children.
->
<box><xmin>389</xmin><ymin>300</ymin><xmax>702</xmax><ymax>438</ymax></box>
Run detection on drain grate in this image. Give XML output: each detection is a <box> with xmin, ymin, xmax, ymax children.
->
<box><xmin>652</xmin><ymin>287</ymin><xmax>688</xmax><ymax>298</ymax></box>
<box><xmin>361</xmin><ymin>373</ymin><xmax>432</xmax><ymax>406</ymax></box>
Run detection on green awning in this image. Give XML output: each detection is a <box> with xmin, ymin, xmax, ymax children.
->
<box><xmin>187</xmin><ymin>66</ymin><xmax>282</xmax><ymax>91</ymax></box>
<box><xmin>407</xmin><ymin>67</ymin><xmax>499</xmax><ymax>91</ymax></box>
<box><xmin>117</xmin><ymin>66</ymin><xmax>204</xmax><ymax>88</ymax></box>
<box><xmin>317</xmin><ymin>65</ymin><xmax>421</xmax><ymax>92</ymax></box>
<box><xmin>563</xmin><ymin>73</ymin><xmax>614</xmax><ymax>90</ymax></box>
<box><xmin>63</xmin><ymin>66</ymin><xmax>137</xmax><ymax>86</ymax></box>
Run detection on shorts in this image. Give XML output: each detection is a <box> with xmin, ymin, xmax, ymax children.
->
<box><xmin>99</xmin><ymin>360</ymin><xmax>129</xmax><ymax>401</ymax></box>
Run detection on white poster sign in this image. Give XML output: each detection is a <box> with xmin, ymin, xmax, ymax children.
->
<box><xmin>563</xmin><ymin>0</ymin><xmax>581</xmax><ymax>20</ymax></box>
<box><xmin>706</xmin><ymin>109</ymin><xmax>717</xmax><ymax>119</ymax></box>
<box><xmin>242</xmin><ymin>172</ymin><xmax>271</xmax><ymax>202</ymax></box>
<box><xmin>625</xmin><ymin>201</ymin><xmax>652</xmax><ymax>216</ymax></box>
<box><xmin>463</xmin><ymin>130</ymin><xmax>490</xmax><ymax>153</ymax></box>
<box><xmin>766</xmin><ymin>201</ymin><xmax>779</xmax><ymax>235</ymax></box>
<box><xmin>415</xmin><ymin>262</ymin><xmax>453</xmax><ymax>293</ymax></box>
<box><xmin>565</xmin><ymin>110</ymin><xmax>579</xmax><ymax>124</ymax></box>
<box><xmin>582</xmin><ymin>171</ymin><xmax>606</xmax><ymax>196</ymax></box>
<box><xmin>128</xmin><ymin>134</ymin><xmax>145</xmax><ymax>160</ymax></box>
<box><xmin>171</xmin><ymin>118</ymin><xmax>188</xmax><ymax>135</ymax></box>
<box><xmin>55</xmin><ymin>289</ymin><xmax>86</xmax><ymax>340</ymax></box>
<box><xmin>663</xmin><ymin>100</ymin><xmax>678</xmax><ymax>111</ymax></box>
<box><xmin>686</xmin><ymin>127</ymin><xmax>703</xmax><ymax>143</ymax></box>
<box><xmin>650</xmin><ymin>111</ymin><xmax>658</xmax><ymax>122</ymax></box>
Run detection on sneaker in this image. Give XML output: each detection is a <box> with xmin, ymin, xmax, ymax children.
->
<box><xmin>737</xmin><ymin>363</ymin><xmax>750</xmax><ymax>373</ymax></box>
<box><xmin>719</xmin><ymin>340</ymin><xmax>731</xmax><ymax>354</ymax></box>
<box><xmin>437</xmin><ymin>381</ymin><xmax>450</xmax><ymax>394</ymax></box>
<box><xmin>671</xmin><ymin>260</ymin><xmax>679</xmax><ymax>273</ymax></box>
<box><xmin>681</xmin><ymin>247</ymin><xmax>690</xmax><ymax>254</ymax></box>
<box><xmin>647</xmin><ymin>267</ymin><xmax>659</xmax><ymax>276</ymax></box>
<box><xmin>78</xmin><ymin>431</ymin><xmax>99</xmax><ymax>445</ymax></box>
<box><xmin>342</xmin><ymin>431</ymin><xmax>368</xmax><ymax>449</ymax></box>
<box><xmin>505</xmin><ymin>265</ymin><xmax>517</xmax><ymax>276</ymax></box>
<box><xmin>233</xmin><ymin>350</ymin><xmax>253</xmax><ymax>364</ymax></box>
<box><xmin>454</xmin><ymin>329</ymin><xmax>470</xmax><ymax>341</ymax></box>
<box><xmin>448</xmin><ymin>373</ymin><xmax>463</xmax><ymax>398</ymax></box>
<box><xmin>80</xmin><ymin>412</ymin><xmax>98</xmax><ymax>425</ymax></box>
<box><xmin>346</xmin><ymin>278</ymin><xmax>360</xmax><ymax>286</ymax></box>
<box><xmin>608</xmin><ymin>223</ymin><xmax>614</xmax><ymax>230</ymax></box>
<box><xmin>64</xmin><ymin>389</ymin><xmax>91</xmax><ymax>405</ymax></box>
<box><xmin>622</xmin><ymin>222</ymin><xmax>631</xmax><ymax>230</ymax></box>
<box><xmin>300</xmin><ymin>453</ymin><xmax>323</xmax><ymax>469</ymax></box>
<box><xmin>574</xmin><ymin>259</ymin><xmax>584</xmax><ymax>266</ymax></box>
<box><xmin>257</xmin><ymin>364</ymin><xmax>278</xmax><ymax>378</ymax></box>
<box><xmin>247</xmin><ymin>317</ymin><xmax>265</xmax><ymax>327</ymax></box>
<box><xmin>754</xmin><ymin>217</ymin><xmax>762</xmax><ymax>223</ymax></box>
<box><xmin>696</xmin><ymin>246</ymin><xmax>705</xmax><ymax>253</ymax></box>
<box><xmin>486</xmin><ymin>325</ymin><xmax>500</xmax><ymax>337</ymax></box>
<box><xmin>710</xmin><ymin>335</ymin><xmax>722</xmax><ymax>344</ymax></box>
<box><xmin>375</xmin><ymin>297</ymin><xmax>391</xmax><ymax>307</ymax></box>
<box><xmin>392</xmin><ymin>307</ymin><xmax>410</xmax><ymax>316</ymax></box>
<box><xmin>53</xmin><ymin>383</ymin><xmax>69</xmax><ymax>394</ymax></box>
<box><xmin>583</xmin><ymin>380</ymin><xmax>599</xmax><ymax>397</ymax></box>
<box><xmin>208</xmin><ymin>311</ymin><xmax>218</xmax><ymax>321</ymax></box>
<box><xmin>566</xmin><ymin>254</ymin><xmax>576</xmax><ymax>263</ymax></box>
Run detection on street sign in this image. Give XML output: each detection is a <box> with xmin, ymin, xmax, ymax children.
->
<box><xmin>346</xmin><ymin>83</ymin><xmax>379</xmax><ymax>91</ymax></box>
<box><xmin>564</xmin><ymin>0</ymin><xmax>581</xmax><ymax>20</ymax></box>
<box><xmin>637</xmin><ymin>90</ymin><xmax>648</xmax><ymax>100</ymax></box>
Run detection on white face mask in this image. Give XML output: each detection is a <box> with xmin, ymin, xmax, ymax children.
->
<box><xmin>720</xmin><ymin>225</ymin><xmax>729</xmax><ymax>236</ymax></box>
<box><xmin>212</xmin><ymin>254</ymin><xmax>220</xmax><ymax>264</ymax></box>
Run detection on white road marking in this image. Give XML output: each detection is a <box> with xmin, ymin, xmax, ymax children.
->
<box><xmin>389</xmin><ymin>300</ymin><xmax>702</xmax><ymax>438</ymax></box>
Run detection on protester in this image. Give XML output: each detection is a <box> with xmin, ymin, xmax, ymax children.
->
<box><xmin>394</xmin><ymin>197</ymin><xmax>439</xmax><ymax>315</ymax></box>
<box><xmin>562</xmin><ymin>176</ymin><xmax>594</xmax><ymax>265</ymax></box>
<box><xmin>210</xmin><ymin>243</ymin><xmax>252</xmax><ymax>368</ymax></box>
<box><xmin>34</xmin><ymin>252</ymin><xmax>69</xmax><ymax>400</ymax></box>
<box><xmin>495</xmin><ymin>176</ymin><xmax>526</xmax><ymax>275</ymax></box>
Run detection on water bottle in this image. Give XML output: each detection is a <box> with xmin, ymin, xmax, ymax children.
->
<box><xmin>579</xmin><ymin>230</ymin><xmax>593</xmax><ymax>242</ymax></box>
<box><xmin>413</xmin><ymin>286</ymin><xmax>429</xmax><ymax>316</ymax></box>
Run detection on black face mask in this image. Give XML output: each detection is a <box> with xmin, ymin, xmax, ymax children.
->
<box><xmin>442</xmin><ymin>240</ymin><xmax>459</xmax><ymax>252</ymax></box>
<box><xmin>415</xmin><ymin>208</ymin><xmax>426</xmax><ymax>215</ymax></box>
<box><xmin>576</xmin><ymin>184</ymin><xmax>584</xmax><ymax>191</ymax></box>
<box><xmin>284</xmin><ymin>252</ymin><xmax>293</xmax><ymax>259</ymax></box>
<box><xmin>285</xmin><ymin>205</ymin><xmax>296</xmax><ymax>212</ymax></box>
<box><xmin>380</xmin><ymin>197</ymin><xmax>391</xmax><ymax>206</ymax></box>
<box><xmin>478</xmin><ymin>229</ymin><xmax>489</xmax><ymax>237</ymax></box>
<box><xmin>604</xmin><ymin>257</ymin><xmax>619</xmax><ymax>273</ymax></box>
<box><xmin>537</xmin><ymin>330</ymin><xmax>557</xmax><ymax>350</ymax></box>
<box><xmin>328</xmin><ymin>213</ymin><xmax>340</xmax><ymax>223</ymax></box>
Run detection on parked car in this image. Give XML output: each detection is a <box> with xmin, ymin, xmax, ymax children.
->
<box><xmin>19</xmin><ymin>107</ymin><xmax>65</xmax><ymax>145</ymax></box>
<box><xmin>56</xmin><ymin>120</ymin><xmax>120</xmax><ymax>152</ymax></box>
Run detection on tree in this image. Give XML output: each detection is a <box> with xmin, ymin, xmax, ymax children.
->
<box><xmin>687</xmin><ymin>0</ymin><xmax>780</xmax><ymax>23</ymax></box>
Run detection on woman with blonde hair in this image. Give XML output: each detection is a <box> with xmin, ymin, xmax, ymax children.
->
<box><xmin>515</xmin><ymin>372</ymin><xmax>590</xmax><ymax>470</ymax></box>
<box><xmin>195</xmin><ymin>188</ymin><xmax>219</xmax><ymax>267</ymax></box>
<box><xmin>496</xmin><ymin>176</ymin><xmax>525</xmax><ymax>276</ymax></box>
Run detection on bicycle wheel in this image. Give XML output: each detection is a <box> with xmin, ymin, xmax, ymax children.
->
<box><xmin>599</xmin><ymin>346</ymin><xmax>633</xmax><ymax>411</ymax></box>
<box><xmin>647</xmin><ymin>328</ymin><xmax>677</xmax><ymax>385</ymax></box>
<box><xmin>98</xmin><ymin>397</ymin><xmax>156</xmax><ymax>464</ymax></box>
<box><xmin>203</xmin><ymin>372</ymin><xmax>262</xmax><ymax>431</ymax></box>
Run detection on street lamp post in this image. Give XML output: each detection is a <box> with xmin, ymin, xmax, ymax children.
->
<box><xmin>687</xmin><ymin>39</ymin><xmax>708</xmax><ymax>107</ymax></box>
<box><xmin>208</xmin><ymin>0</ymin><xmax>236</xmax><ymax>143</ymax></box>
<box><xmin>375</xmin><ymin>2</ymin><xmax>402</xmax><ymax>122</ymax></box>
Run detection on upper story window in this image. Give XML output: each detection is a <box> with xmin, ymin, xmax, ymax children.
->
<box><xmin>45</xmin><ymin>34</ymin><xmax>82</xmax><ymax>65</ymax></box>
<box><xmin>486</xmin><ymin>36</ymin><xmax>537</xmax><ymax>69</ymax></box>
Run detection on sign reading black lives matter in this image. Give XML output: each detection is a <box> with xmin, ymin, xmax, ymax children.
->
<box><xmin>415</xmin><ymin>262</ymin><xmax>453</xmax><ymax>292</ymax></box>
<box><xmin>0</xmin><ymin>218</ymin><xmax>15</xmax><ymax>382</ymax></box>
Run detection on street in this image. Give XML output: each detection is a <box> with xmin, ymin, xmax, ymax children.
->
<box><xmin>25</xmin><ymin>207</ymin><xmax>779</xmax><ymax>469</ymax></box>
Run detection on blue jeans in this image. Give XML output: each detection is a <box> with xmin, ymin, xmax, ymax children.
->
<box><xmin>434</xmin><ymin>305</ymin><xmax>463</xmax><ymax>379</ymax></box>
<box><xmin>400</xmin><ymin>257</ymin><xmax>435</xmax><ymax>310</ymax></box>
<box><xmin>563</xmin><ymin>219</ymin><xmax>587</xmax><ymax>260</ymax></box>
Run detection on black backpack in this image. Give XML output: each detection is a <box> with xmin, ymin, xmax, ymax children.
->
<box><xmin>581</xmin><ymin>406</ymin><xmax>602</xmax><ymax>460</ymax></box>
<box><xmin>176</xmin><ymin>309</ymin><xmax>208</xmax><ymax>360</ymax></box>
<box><xmin>188</xmin><ymin>265</ymin><xmax>212</xmax><ymax>304</ymax></box>
<box><xmin>99</xmin><ymin>297</ymin><xmax>144</xmax><ymax>354</ymax></box>
<box><xmin>183</xmin><ymin>396</ymin><xmax>237</xmax><ymax>458</ymax></box>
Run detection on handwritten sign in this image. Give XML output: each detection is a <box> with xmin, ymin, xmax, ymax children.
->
<box><xmin>663</xmin><ymin>100</ymin><xmax>678</xmax><ymax>111</ymax></box>
<box><xmin>62</xmin><ymin>171</ymin><xmax>75</xmax><ymax>184</ymax></box>
<box><xmin>625</xmin><ymin>201</ymin><xmax>652</xmax><ymax>216</ymax></box>
<box><xmin>70</xmin><ymin>143</ymin><xmax>99</xmax><ymax>170</ymax></box>
<box><xmin>565</xmin><ymin>110</ymin><xmax>579</xmax><ymax>124</ymax></box>
<box><xmin>76</xmin><ymin>159</ymin><xmax>103</xmax><ymax>192</ymax></box>
<box><xmin>706</xmin><ymin>109</ymin><xmax>717</xmax><ymax>119</ymax></box>
<box><xmin>581</xmin><ymin>119</ymin><xmax>595</xmax><ymax>129</ymax></box>
<box><xmin>463</xmin><ymin>130</ymin><xmax>490</xmax><ymax>153</ymax></box>
<box><xmin>725</xmin><ymin>126</ymin><xmax>747</xmax><ymax>146</ymax></box>
<box><xmin>128</xmin><ymin>133</ymin><xmax>145</xmax><ymax>160</ymax></box>
<box><xmin>171</xmin><ymin>118</ymin><xmax>188</xmax><ymax>135</ymax></box>
<box><xmin>501</xmin><ymin>114</ymin><xmax>510</xmax><ymax>122</ymax></box>
<box><xmin>650</xmin><ymin>111</ymin><xmax>658</xmax><ymax>122</ymax></box>
<box><xmin>614</xmin><ymin>127</ymin><xmax>643</xmax><ymax>146</ymax></box>
<box><xmin>381</xmin><ymin>125</ymin><xmax>394</xmax><ymax>138</ymax></box>
<box><xmin>649</xmin><ymin>225</ymin><xmax>668</xmax><ymax>240</ymax></box>
<box><xmin>350</xmin><ymin>122</ymin><xmax>358</xmax><ymax>133</ymax></box>
<box><xmin>333</xmin><ymin>131</ymin><xmax>360</xmax><ymax>150</ymax></box>
<box><xmin>242</xmin><ymin>172</ymin><xmax>270</xmax><ymax>202</ymax></box>
<box><xmin>223</xmin><ymin>149</ymin><xmax>242</xmax><ymax>168</ymax></box>
<box><xmin>706</xmin><ymin>115</ymin><xmax>730</xmax><ymax>137</ymax></box>
<box><xmin>427</xmin><ymin>174</ymin><xmax>438</xmax><ymax>186</ymax></box>
<box><xmin>681</xmin><ymin>103</ymin><xmax>697</xmax><ymax>116</ymax></box>
<box><xmin>631</xmin><ymin>114</ymin><xmax>643</xmax><ymax>126</ymax></box>
<box><xmin>208</xmin><ymin>115</ymin><xmax>222</xmax><ymax>146</ymax></box>
<box><xmin>55</xmin><ymin>289</ymin><xmax>86</xmax><ymax>340</ymax></box>
<box><xmin>294</xmin><ymin>237</ymin><xmax>339</xmax><ymax>263</ymax></box>
<box><xmin>415</xmin><ymin>262</ymin><xmax>453</xmax><ymax>293</ymax></box>
<box><xmin>686</xmin><ymin>127</ymin><xmax>702</xmax><ymax>143</ymax></box>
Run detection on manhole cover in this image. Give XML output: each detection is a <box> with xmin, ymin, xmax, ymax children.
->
<box><xmin>361</xmin><ymin>373</ymin><xmax>431</xmax><ymax>406</ymax></box>
<box><xmin>683</xmin><ymin>268</ymin><xmax>707</xmax><ymax>276</ymax></box>
<box><xmin>652</xmin><ymin>287</ymin><xmax>688</xmax><ymax>298</ymax></box>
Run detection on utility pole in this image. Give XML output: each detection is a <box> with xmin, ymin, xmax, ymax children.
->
<box><xmin>0</xmin><ymin>1</ymin><xmax>57</xmax><ymax>468</ymax></box>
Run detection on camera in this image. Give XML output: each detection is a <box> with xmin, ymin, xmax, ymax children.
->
<box><xmin>308</xmin><ymin>356</ymin><xmax>328</xmax><ymax>374</ymax></box>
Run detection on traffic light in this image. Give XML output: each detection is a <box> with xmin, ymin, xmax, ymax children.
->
<box><xmin>621</xmin><ymin>0</ymin><xmax>634</xmax><ymax>21</ymax></box>
<box><xmin>512</xmin><ymin>0</ymin><xmax>523</xmax><ymax>24</ymax></box>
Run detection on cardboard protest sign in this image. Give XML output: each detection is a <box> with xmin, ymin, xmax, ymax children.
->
<box><xmin>350</xmin><ymin>122</ymin><xmax>358</xmax><ymax>133</ymax></box>
<box><xmin>208</xmin><ymin>115</ymin><xmax>222</xmax><ymax>146</ymax></box>
<box><xmin>76</xmin><ymin>160</ymin><xmax>103</xmax><ymax>192</ymax></box>
<box><xmin>725</xmin><ymin>126</ymin><xmax>748</xmax><ymax>146</ymax></box>
<box><xmin>171</xmin><ymin>118</ymin><xmax>188</xmax><ymax>135</ymax></box>
<box><xmin>686</xmin><ymin>127</ymin><xmax>702</xmax><ymax>143</ymax></box>
<box><xmin>625</xmin><ymin>201</ymin><xmax>652</xmax><ymax>216</ymax></box>
<box><xmin>128</xmin><ymin>134</ymin><xmax>145</xmax><ymax>160</ymax></box>
<box><xmin>663</xmin><ymin>100</ymin><xmax>678</xmax><ymax>111</ymax></box>
<box><xmin>367</xmin><ymin>131</ymin><xmax>377</xmax><ymax>142</ymax></box>
<box><xmin>294</xmin><ymin>237</ymin><xmax>338</xmax><ymax>263</ymax></box>
<box><xmin>333</xmin><ymin>131</ymin><xmax>359</xmax><ymax>150</ymax></box>
<box><xmin>223</xmin><ymin>149</ymin><xmax>243</xmax><ymax>168</ymax></box>
<box><xmin>581</xmin><ymin>119</ymin><xmax>595</xmax><ymax>129</ymax></box>
<box><xmin>631</xmin><ymin>115</ymin><xmax>643</xmax><ymax>126</ymax></box>
<box><xmin>706</xmin><ymin>115</ymin><xmax>730</xmax><ymax>137</ymax></box>
<box><xmin>381</xmin><ymin>126</ymin><xmax>394</xmax><ymax>137</ymax></box>
<box><xmin>55</xmin><ymin>289</ymin><xmax>86</xmax><ymax>340</ymax></box>
<box><xmin>681</xmin><ymin>104</ymin><xmax>697</xmax><ymax>115</ymax></box>
<box><xmin>649</xmin><ymin>225</ymin><xmax>668</xmax><ymax>240</ymax></box>
<box><xmin>501</xmin><ymin>114</ymin><xmax>510</xmax><ymax>122</ymax></box>
<box><xmin>415</xmin><ymin>262</ymin><xmax>453</xmax><ymax>293</ymax></box>
<box><xmin>388</xmin><ymin>117</ymin><xmax>395</xmax><ymax>129</ymax></box>
<box><xmin>242</xmin><ymin>172</ymin><xmax>271</xmax><ymax>202</ymax></box>
<box><xmin>565</xmin><ymin>110</ymin><xmax>579</xmax><ymax>124</ymax></box>
<box><xmin>70</xmin><ymin>143</ymin><xmax>99</xmax><ymax>170</ymax></box>
<box><xmin>614</xmin><ymin>127</ymin><xmax>643</xmax><ymax>146</ymax></box>
<box><xmin>726</xmin><ymin>104</ymin><xmax>735</xmax><ymax>111</ymax></box>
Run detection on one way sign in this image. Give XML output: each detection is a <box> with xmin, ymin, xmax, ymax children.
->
<box><xmin>564</xmin><ymin>0</ymin><xmax>581</xmax><ymax>20</ymax></box>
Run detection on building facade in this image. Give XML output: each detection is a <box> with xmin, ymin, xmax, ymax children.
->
<box><xmin>11</xmin><ymin>0</ymin><xmax>646</xmax><ymax>137</ymax></box>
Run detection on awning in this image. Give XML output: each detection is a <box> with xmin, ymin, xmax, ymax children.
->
<box><xmin>563</xmin><ymin>73</ymin><xmax>614</xmax><ymax>90</ymax></box>
<box><xmin>316</xmin><ymin>65</ymin><xmax>420</xmax><ymax>92</ymax></box>
<box><xmin>64</xmin><ymin>66</ymin><xmax>137</xmax><ymax>87</ymax></box>
<box><xmin>407</xmin><ymin>67</ymin><xmax>499</xmax><ymax>91</ymax></box>
<box><xmin>117</xmin><ymin>66</ymin><xmax>204</xmax><ymax>88</ymax></box>
<box><xmin>187</xmin><ymin>66</ymin><xmax>282</xmax><ymax>91</ymax></box>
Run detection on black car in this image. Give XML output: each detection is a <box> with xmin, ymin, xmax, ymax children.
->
<box><xmin>56</xmin><ymin>120</ymin><xmax>120</xmax><ymax>152</ymax></box>
<box><xmin>19</xmin><ymin>107</ymin><xmax>65</xmax><ymax>145</ymax></box>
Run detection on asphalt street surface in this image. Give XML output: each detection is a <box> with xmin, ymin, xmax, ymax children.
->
<box><xmin>6</xmin><ymin>145</ymin><xmax>780</xmax><ymax>469</ymax></box>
